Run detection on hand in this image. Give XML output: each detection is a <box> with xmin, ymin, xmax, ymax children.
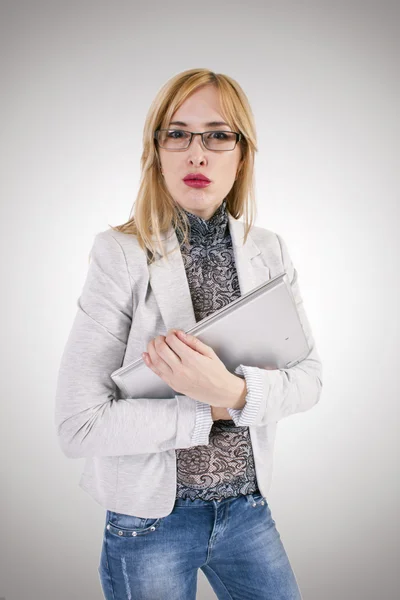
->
<box><xmin>142</xmin><ymin>329</ymin><xmax>237</xmax><ymax>408</ymax></box>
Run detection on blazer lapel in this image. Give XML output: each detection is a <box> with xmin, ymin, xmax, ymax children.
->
<box><xmin>148</xmin><ymin>213</ymin><xmax>269</xmax><ymax>334</ymax></box>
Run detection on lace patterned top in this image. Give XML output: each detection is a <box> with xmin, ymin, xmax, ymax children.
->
<box><xmin>173</xmin><ymin>198</ymin><xmax>261</xmax><ymax>501</ymax></box>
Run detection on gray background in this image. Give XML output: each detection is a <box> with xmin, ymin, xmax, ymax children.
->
<box><xmin>1</xmin><ymin>1</ymin><xmax>399</xmax><ymax>599</ymax></box>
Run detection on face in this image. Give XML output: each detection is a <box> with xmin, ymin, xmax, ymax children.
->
<box><xmin>158</xmin><ymin>85</ymin><xmax>243</xmax><ymax>221</ymax></box>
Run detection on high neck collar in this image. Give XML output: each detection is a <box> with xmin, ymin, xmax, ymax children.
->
<box><xmin>175</xmin><ymin>198</ymin><xmax>229</xmax><ymax>246</ymax></box>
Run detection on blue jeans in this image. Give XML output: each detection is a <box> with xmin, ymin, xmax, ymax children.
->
<box><xmin>98</xmin><ymin>492</ymin><xmax>302</xmax><ymax>599</ymax></box>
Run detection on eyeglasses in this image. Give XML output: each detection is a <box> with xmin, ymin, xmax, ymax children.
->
<box><xmin>154</xmin><ymin>128</ymin><xmax>242</xmax><ymax>151</ymax></box>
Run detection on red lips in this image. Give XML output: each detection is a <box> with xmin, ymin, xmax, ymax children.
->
<box><xmin>183</xmin><ymin>173</ymin><xmax>211</xmax><ymax>182</ymax></box>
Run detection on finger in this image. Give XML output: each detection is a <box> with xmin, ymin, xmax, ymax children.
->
<box><xmin>145</xmin><ymin>342</ymin><xmax>161</xmax><ymax>374</ymax></box>
<box><xmin>174</xmin><ymin>330</ymin><xmax>214</xmax><ymax>358</ymax></box>
<box><xmin>164</xmin><ymin>332</ymin><xmax>183</xmax><ymax>355</ymax></box>
<box><xmin>150</xmin><ymin>336</ymin><xmax>180</xmax><ymax>373</ymax></box>
<box><xmin>157</xmin><ymin>334</ymin><xmax>183</xmax><ymax>368</ymax></box>
<box><xmin>146</xmin><ymin>338</ymin><xmax>170</xmax><ymax>374</ymax></box>
<box><xmin>142</xmin><ymin>350</ymin><xmax>156</xmax><ymax>371</ymax></box>
<box><xmin>164</xmin><ymin>330</ymin><xmax>189</xmax><ymax>359</ymax></box>
<box><xmin>143</xmin><ymin>344</ymin><xmax>172</xmax><ymax>386</ymax></box>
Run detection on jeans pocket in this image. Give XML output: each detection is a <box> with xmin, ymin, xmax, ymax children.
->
<box><xmin>106</xmin><ymin>510</ymin><xmax>162</xmax><ymax>537</ymax></box>
<box><xmin>252</xmin><ymin>492</ymin><xmax>267</xmax><ymax>504</ymax></box>
<box><xmin>252</xmin><ymin>492</ymin><xmax>264</xmax><ymax>500</ymax></box>
<box><xmin>248</xmin><ymin>492</ymin><xmax>269</xmax><ymax>508</ymax></box>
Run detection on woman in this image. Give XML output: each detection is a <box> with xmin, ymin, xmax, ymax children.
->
<box><xmin>55</xmin><ymin>68</ymin><xmax>323</xmax><ymax>600</ymax></box>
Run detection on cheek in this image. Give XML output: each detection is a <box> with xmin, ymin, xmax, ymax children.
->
<box><xmin>160</xmin><ymin>152</ymin><xmax>178</xmax><ymax>172</ymax></box>
<box><xmin>162</xmin><ymin>162</ymin><xmax>182</xmax><ymax>188</ymax></box>
<box><xmin>218</xmin><ymin>160</ymin><xmax>239</xmax><ymax>183</ymax></box>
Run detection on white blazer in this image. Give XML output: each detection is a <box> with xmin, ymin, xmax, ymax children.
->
<box><xmin>54</xmin><ymin>213</ymin><xmax>323</xmax><ymax>517</ymax></box>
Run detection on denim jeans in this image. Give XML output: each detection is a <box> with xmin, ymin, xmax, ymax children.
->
<box><xmin>98</xmin><ymin>492</ymin><xmax>302</xmax><ymax>600</ymax></box>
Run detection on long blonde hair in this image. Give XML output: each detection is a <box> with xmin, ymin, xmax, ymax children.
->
<box><xmin>109</xmin><ymin>68</ymin><xmax>258</xmax><ymax>265</ymax></box>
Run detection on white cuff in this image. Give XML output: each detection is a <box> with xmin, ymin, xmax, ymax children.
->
<box><xmin>191</xmin><ymin>399</ymin><xmax>213</xmax><ymax>446</ymax></box>
<box><xmin>227</xmin><ymin>365</ymin><xmax>264</xmax><ymax>426</ymax></box>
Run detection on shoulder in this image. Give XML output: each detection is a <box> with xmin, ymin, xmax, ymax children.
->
<box><xmin>93</xmin><ymin>227</ymin><xmax>145</xmax><ymax>257</ymax></box>
<box><xmin>245</xmin><ymin>221</ymin><xmax>295</xmax><ymax>278</ymax></box>
<box><xmin>94</xmin><ymin>227</ymin><xmax>141</xmax><ymax>249</ymax></box>
<box><xmin>91</xmin><ymin>227</ymin><xmax>149</xmax><ymax>282</ymax></box>
<box><xmin>247</xmin><ymin>222</ymin><xmax>285</xmax><ymax>256</ymax></box>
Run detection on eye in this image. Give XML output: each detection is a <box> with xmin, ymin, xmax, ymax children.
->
<box><xmin>208</xmin><ymin>131</ymin><xmax>229</xmax><ymax>139</ymax></box>
<box><xmin>167</xmin><ymin>129</ymin><xmax>185</xmax><ymax>139</ymax></box>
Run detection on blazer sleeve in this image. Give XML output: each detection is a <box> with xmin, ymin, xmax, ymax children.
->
<box><xmin>227</xmin><ymin>233</ymin><xmax>323</xmax><ymax>427</ymax></box>
<box><xmin>54</xmin><ymin>231</ymin><xmax>213</xmax><ymax>459</ymax></box>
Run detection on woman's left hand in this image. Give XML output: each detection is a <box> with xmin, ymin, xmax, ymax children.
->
<box><xmin>142</xmin><ymin>329</ymin><xmax>237</xmax><ymax>408</ymax></box>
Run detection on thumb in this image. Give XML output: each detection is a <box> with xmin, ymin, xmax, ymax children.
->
<box><xmin>175</xmin><ymin>330</ymin><xmax>214</xmax><ymax>357</ymax></box>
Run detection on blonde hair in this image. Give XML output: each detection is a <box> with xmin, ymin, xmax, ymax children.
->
<box><xmin>109</xmin><ymin>68</ymin><xmax>258</xmax><ymax>265</ymax></box>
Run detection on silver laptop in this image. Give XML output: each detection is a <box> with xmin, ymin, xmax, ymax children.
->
<box><xmin>111</xmin><ymin>271</ymin><xmax>310</xmax><ymax>399</ymax></box>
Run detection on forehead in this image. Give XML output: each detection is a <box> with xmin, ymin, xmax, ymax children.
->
<box><xmin>169</xmin><ymin>86</ymin><xmax>229</xmax><ymax>128</ymax></box>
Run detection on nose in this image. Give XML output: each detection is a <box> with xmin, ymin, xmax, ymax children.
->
<box><xmin>187</xmin><ymin>133</ymin><xmax>207</xmax><ymax>162</ymax></box>
<box><xmin>191</xmin><ymin>133</ymin><xmax>205</xmax><ymax>149</ymax></box>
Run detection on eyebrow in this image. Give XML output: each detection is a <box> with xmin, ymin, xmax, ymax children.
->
<box><xmin>169</xmin><ymin>120</ymin><xmax>230</xmax><ymax>128</ymax></box>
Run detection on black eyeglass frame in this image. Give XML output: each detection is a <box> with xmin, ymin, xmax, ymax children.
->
<box><xmin>154</xmin><ymin>128</ymin><xmax>242</xmax><ymax>151</ymax></box>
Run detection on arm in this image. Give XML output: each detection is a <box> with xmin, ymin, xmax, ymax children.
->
<box><xmin>226</xmin><ymin>233</ymin><xmax>323</xmax><ymax>427</ymax></box>
<box><xmin>54</xmin><ymin>232</ymin><xmax>213</xmax><ymax>459</ymax></box>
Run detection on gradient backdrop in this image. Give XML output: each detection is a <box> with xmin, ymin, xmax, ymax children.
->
<box><xmin>1</xmin><ymin>1</ymin><xmax>399</xmax><ymax>599</ymax></box>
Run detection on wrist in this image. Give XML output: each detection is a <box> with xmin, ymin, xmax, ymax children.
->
<box><xmin>211</xmin><ymin>405</ymin><xmax>232</xmax><ymax>421</ymax></box>
<box><xmin>223</xmin><ymin>375</ymin><xmax>247</xmax><ymax>410</ymax></box>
